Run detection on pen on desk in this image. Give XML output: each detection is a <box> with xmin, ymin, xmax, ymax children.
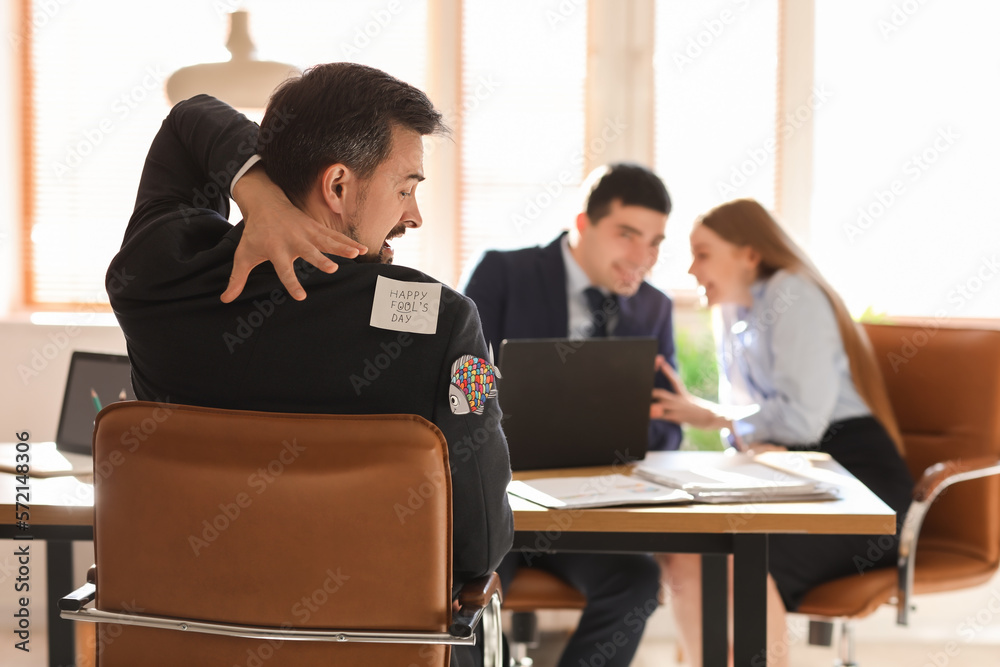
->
<box><xmin>90</xmin><ymin>388</ymin><xmax>103</xmax><ymax>413</ymax></box>
<box><xmin>118</xmin><ymin>389</ymin><xmax>127</xmax><ymax>401</ymax></box>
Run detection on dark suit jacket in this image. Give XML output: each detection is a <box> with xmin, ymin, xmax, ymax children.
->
<box><xmin>464</xmin><ymin>234</ymin><xmax>683</xmax><ymax>451</ymax></box>
<box><xmin>108</xmin><ymin>95</ymin><xmax>514</xmax><ymax>595</ymax></box>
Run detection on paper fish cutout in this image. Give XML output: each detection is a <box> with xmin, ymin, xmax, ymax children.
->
<box><xmin>448</xmin><ymin>354</ymin><xmax>500</xmax><ymax>415</ymax></box>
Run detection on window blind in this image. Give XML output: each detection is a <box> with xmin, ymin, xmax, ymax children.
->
<box><xmin>457</xmin><ymin>0</ymin><xmax>588</xmax><ymax>284</ymax></box>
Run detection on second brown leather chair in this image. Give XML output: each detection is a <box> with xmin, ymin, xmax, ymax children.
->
<box><xmin>797</xmin><ymin>324</ymin><xmax>1000</xmax><ymax>665</ymax></box>
<box><xmin>503</xmin><ymin>568</ymin><xmax>587</xmax><ymax>666</ymax></box>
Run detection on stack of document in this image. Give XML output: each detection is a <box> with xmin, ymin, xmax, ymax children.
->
<box><xmin>507</xmin><ymin>454</ymin><xmax>842</xmax><ymax>509</ymax></box>
<box><xmin>508</xmin><ymin>475</ymin><xmax>693</xmax><ymax>509</ymax></box>
<box><xmin>634</xmin><ymin>456</ymin><xmax>840</xmax><ymax>504</ymax></box>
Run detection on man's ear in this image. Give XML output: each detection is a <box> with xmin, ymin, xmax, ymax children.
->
<box><xmin>574</xmin><ymin>211</ymin><xmax>591</xmax><ymax>236</ymax></box>
<box><xmin>319</xmin><ymin>163</ymin><xmax>353</xmax><ymax>215</ymax></box>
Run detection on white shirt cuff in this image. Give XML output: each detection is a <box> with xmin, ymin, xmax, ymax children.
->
<box><xmin>230</xmin><ymin>154</ymin><xmax>262</xmax><ymax>197</ymax></box>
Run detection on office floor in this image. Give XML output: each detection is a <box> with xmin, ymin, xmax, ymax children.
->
<box><xmin>518</xmin><ymin>630</ymin><xmax>1000</xmax><ymax>666</ymax></box>
<box><xmin>2</xmin><ymin>540</ymin><xmax>998</xmax><ymax>666</ymax></box>
<box><xmin>1</xmin><ymin>625</ymin><xmax>999</xmax><ymax>666</ymax></box>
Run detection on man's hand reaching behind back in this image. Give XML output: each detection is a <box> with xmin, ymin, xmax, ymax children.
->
<box><xmin>224</xmin><ymin>164</ymin><xmax>367</xmax><ymax>302</ymax></box>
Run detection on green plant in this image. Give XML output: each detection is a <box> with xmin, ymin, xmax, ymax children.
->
<box><xmin>674</xmin><ymin>322</ymin><xmax>724</xmax><ymax>451</ymax></box>
<box><xmin>856</xmin><ymin>306</ymin><xmax>891</xmax><ymax>324</ymax></box>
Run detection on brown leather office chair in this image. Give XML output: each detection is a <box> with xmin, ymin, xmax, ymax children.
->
<box><xmin>797</xmin><ymin>324</ymin><xmax>1000</xmax><ymax>666</ymax></box>
<box><xmin>503</xmin><ymin>567</ymin><xmax>587</xmax><ymax>666</ymax></box>
<box><xmin>60</xmin><ymin>402</ymin><xmax>503</xmax><ymax>666</ymax></box>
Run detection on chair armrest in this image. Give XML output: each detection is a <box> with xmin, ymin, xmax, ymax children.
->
<box><xmin>897</xmin><ymin>456</ymin><xmax>1000</xmax><ymax>625</ymax></box>
<box><xmin>914</xmin><ymin>456</ymin><xmax>1000</xmax><ymax>502</ymax></box>
<box><xmin>60</xmin><ymin>565</ymin><xmax>97</xmax><ymax>612</ymax></box>
<box><xmin>450</xmin><ymin>573</ymin><xmax>503</xmax><ymax>639</ymax></box>
<box><xmin>458</xmin><ymin>573</ymin><xmax>503</xmax><ymax>608</ymax></box>
<box><xmin>59</xmin><ymin>582</ymin><xmax>96</xmax><ymax>612</ymax></box>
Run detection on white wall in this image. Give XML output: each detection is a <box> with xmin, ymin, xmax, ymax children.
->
<box><xmin>0</xmin><ymin>322</ymin><xmax>123</xmax><ymax>666</ymax></box>
<box><xmin>0</xmin><ymin>321</ymin><xmax>126</xmax><ymax>441</ymax></box>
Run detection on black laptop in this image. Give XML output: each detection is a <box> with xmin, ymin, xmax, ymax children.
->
<box><xmin>0</xmin><ymin>351</ymin><xmax>134</xmax><ymax>476</ymax></box>
<box><xmin>55</xmin><ymin>350</ymin><xmax>135</xmax><ymax>454</ymax></box>
<box><xmin>497</xmin><ymin>337</ymin><xmax>658</xmax><ymax>471</ymax></box>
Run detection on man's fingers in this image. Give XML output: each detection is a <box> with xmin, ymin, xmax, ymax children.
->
<box><xmin>319</xmin><ymin>239</ymin><xmax>365</xmax><ymax>260</ymax></box>
<box><xmin>221</xmin><ymin>258</ymin><xmax>255</xmax><ymax>303</ymax></box>
<box><xmin>301</xmin><ymin>248</ymin><xmax>339</xmax><ymax>274</ymax></box>
<box><xmin>275</xmin><ymin>264</ymin><xmax>307</xmax><ymax>301</ymax></box>
<box><xmin>224</xmin><ymin>221</ymin><xmax>361</xmax><ymax>302</ymax></box>
<box><xmin>315</xmin><ymin>227</ymin><xmax>367</xmax><ymax>256</ymax></box>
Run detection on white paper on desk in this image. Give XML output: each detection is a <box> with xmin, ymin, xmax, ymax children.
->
<box><xmin>683</xmin><ymin>488</ymin><xmax>841</xmax><ymax>504</ymax></box>
<box><xmin>508</xmin><ymin>475</ymin><xmax>693</xmax><ymax>509</ymax></box>
<box><xmin>0</xmin><ymin>442</ymin><xmax>92</xmax><ymax>478</ymax></box>
<box><xmin>635</xmin><ymin>456</ymin><xmax>839</xmax><ymax>503</ymax></box>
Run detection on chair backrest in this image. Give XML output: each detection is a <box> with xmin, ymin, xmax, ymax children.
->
<box><xmin>92</xmin><ymin>402</ymin><xmax>453</xmax><ymax>667</ymax></box>
<box><xmin>864</xmin><ymin>323</ymin><xmax>1000</xmax><ymax>567</ymax></box>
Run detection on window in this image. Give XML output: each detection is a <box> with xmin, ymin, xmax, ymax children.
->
<box><xmin>458</xmin><ymin>1</ymin><xmax>588</xmax><ymax>282</ymax></box>
<box><xmin>811</xmin><ymin>0</ymin><xmax>1000</xmax><ymax>318</ymax></box>
<box><xmin>22</xmin><ymin>0</ymin><xmax>428</xmax><ymax>307</ymax></box>
<box><xmin>19</xmin><ymin>1</ymin><xmax>996</xmax><ymax>321</ymax></box>
<box><xmin>652</xmin><ymin>0</ymin><xmax>779</xmax><ymax>292</ymax></box>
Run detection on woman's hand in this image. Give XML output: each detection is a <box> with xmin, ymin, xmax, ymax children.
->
<box><xmin>650</xmin><ymin>355</ymin><xmax>726</xmax><ymax>429</ymax></box>
<box><xmin>654</xmin><ymin>354</ymin><xmax>689</xmax><ymax>398</ymax></box>
<box><xmin>222</xmin><ymin>165</ymin><xmax>368</xmax><ymax>302</ymax></box>
<box><xmin>744</xmin><ymin>443</ymin><xmax>788</xmax><ymax>456</ymax></box>
<box><xmin>650</xmin><ymin>388</ymin><xmax>718</xmax><ymax>428</ymax></box>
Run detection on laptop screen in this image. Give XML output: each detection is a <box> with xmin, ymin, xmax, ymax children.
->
<box><xmin>56</xmin><ymin>351</ymin><xmax>134</xmax><ymax>454</ymax></box>
<box><xmin>497</xmin><ymin>337</ymin><xmax>657</xmax><ymax>471</ymax></box>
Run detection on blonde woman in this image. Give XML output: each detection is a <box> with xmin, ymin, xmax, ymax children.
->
<box><xmin>652</xmin><ymin>199</ymin><xmax>913</xmax><ymax>667</ymax></box>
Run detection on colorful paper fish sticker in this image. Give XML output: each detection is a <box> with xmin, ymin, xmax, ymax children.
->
<box><xmin>448</xmin><ymin>354</ymin><xmax>501</xmax><ymax>415</ymax></box>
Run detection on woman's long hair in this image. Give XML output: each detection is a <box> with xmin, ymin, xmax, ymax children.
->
<box><xmin>697</xmin><ymin>198</ymin><xmax>904</xmax><ymax>453</ymax></box>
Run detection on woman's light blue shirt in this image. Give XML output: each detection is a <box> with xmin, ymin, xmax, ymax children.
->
<box><xmin>718</xmin><ymin>269</ymin><xmax>871</xmax><ymax>445</ymax></box>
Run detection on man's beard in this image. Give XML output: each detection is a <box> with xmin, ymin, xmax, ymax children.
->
<box><xmin>340</xmin><ymin>183</ymin><xmax>408</xmax><ymax>264</ymax></box>
<box><xmin>351</xmin><ymin>222</ymin><xmax>407</xmax><ymax>265</ymax></box>
<box><xmin>343</xmin><ymin>181</ymin><xmax>380</xmax><ymax>264</ymax></box>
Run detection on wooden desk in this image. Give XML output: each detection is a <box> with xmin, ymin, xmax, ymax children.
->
<box><xmin>0</xmin><ymin>472</ymin><xmax>94</xmax><ymax>667</ymax></box>
<box><xmin>2</xmin><ymin>451</ymin><xmax>896</xmax><ymax>667</ymax></box>
<box><xmin>509</xmin><ymin>451</ymin><xmax>896</xmax><ymax>666</ymax></box>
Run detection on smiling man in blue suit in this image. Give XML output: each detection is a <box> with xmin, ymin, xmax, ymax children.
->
<box><xmin>464</xmin><ymin>163</ymin><xmax>682</xmax><ymax>667</ymax></box>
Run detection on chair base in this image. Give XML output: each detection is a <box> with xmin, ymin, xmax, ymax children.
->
<box><xmin>510</xmin><ymin>649</ymin><xmax>534</xmax><ymax>667</ymax></box>
<box><xmin>808</xmin><ymin>620</ymin><xmax>834</xmax><ymax>647</ymax></box>
<box><xmin>509</xmin><ymin>611</ymin><xmax>539</xmax><ymax>666</ymax></box>
<box><xmin>805</xmin><ymin>618</ymin><xmax>858</xmax><ymax>667</ymax></box>
<box><xmin>836</xmin><ymin>619</ymin><xmax>858</xmax><ymax>667</ymax></box>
